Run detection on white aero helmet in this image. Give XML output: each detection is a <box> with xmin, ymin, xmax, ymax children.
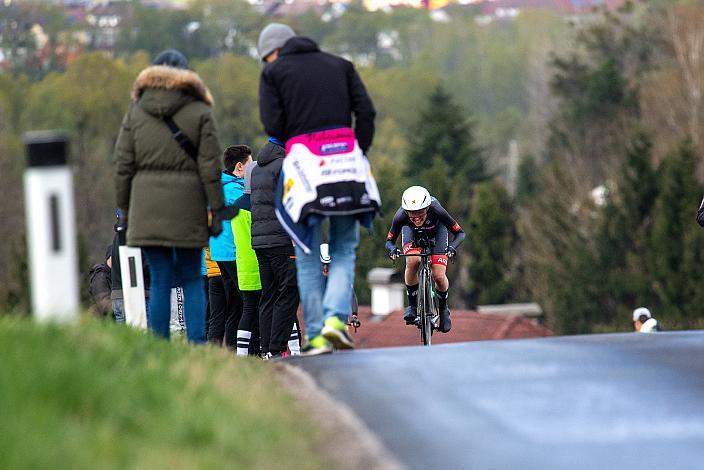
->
<box><xmin>402</xmin><ymin>186</ymin><xmax>431</xmax><ymax>211</ymax></box>
<box><xmin>320</xmin><ymin>243</ymin><xmax>331</xmax><ymax>264</ymax></box>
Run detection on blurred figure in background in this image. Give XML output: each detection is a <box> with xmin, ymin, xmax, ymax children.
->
<box><xmin>633</xmin><ymin>307</ymin><xmax>662</xmax><ymax>333</ymax></box>
<box><xmin>114</xmin><ymin>49</ymin><xmax>225</xmax><ymax>343</ymax></box>
<box><xmin>87</xmin><ymin>245</ymin><xmax>113</xmax><ymax>318</ymax></box>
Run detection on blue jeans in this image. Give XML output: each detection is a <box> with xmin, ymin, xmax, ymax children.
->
<box><xmin>112</xmin><ymin>298</ymin><xmax>125</xmax><ymax>323</ymax></box>
<box><xmin>142</xmin><ymin>247</ymin><xmax>205</xmax><ymax>344</ymax></box>
<box><xmin>295</xmin><ymin>215</ymin><xmax>359</xmax><ymax>339</ymax></box>
<box><xmin>112</xmin><ymin>298</ymin><xmax>150</xmax><ymax>324</ymax></box>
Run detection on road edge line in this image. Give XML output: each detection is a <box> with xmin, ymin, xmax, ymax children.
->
<box><xmin>274</xmin><ymin>362</ymin><xmax>406</xmax><ymax>470</ymax></box>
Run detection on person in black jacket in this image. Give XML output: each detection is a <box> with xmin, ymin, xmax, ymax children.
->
<box><xmin>257</xmin><ymin>23</ymin><xmax>376</xmax><ymax>355</ymax></box>
<box><xmin>258</xmin><ymin>25</ymin><xmax>375</xmax><ymax>153</ymax></box>
<box><xmin>249</xmin><ymin>138</ymin><xmax>300</xmax><ymax>358</ymax></box>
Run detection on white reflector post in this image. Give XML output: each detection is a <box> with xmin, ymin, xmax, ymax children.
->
<box><xmin>118</xmin><ymin>241</ymin><xmax>147</xmax><ymax>330</ymax></box>
<box><xmin>23</xmin><ymin>131</ymin><xmax>79</xmax><ymax>322</ymax></box>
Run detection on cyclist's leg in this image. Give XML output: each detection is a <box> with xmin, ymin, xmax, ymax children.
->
<box><xmin>405</xmin><ymin>257</ymin><xmax>420</xmax><ymax>284</ymax></box>
<box><xmin>401</xmin><ymin>226</ymin><xmax>420</xmax><ymax>323</ymax></box>
<box><xmin>430</xmin><ymin>224</ymin><xmax>449</xmax><ymax>289</ymax></box>
<box><xmin>431</xmin><ymin>264</ymin><xmax>448</xmax><ymax>291</ymax></box>
<box><xmin>430</xmin><ymin>226</ymin><xmax>451</xmax><ymax>333</ymax></box>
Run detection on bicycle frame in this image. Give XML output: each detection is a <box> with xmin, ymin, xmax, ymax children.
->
<box><xmin>398</xmin><ymin>247</ymin><xmax>438</xmax><ymax>346</ymax></box>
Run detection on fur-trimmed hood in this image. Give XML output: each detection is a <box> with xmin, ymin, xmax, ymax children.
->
<box><xmin>131</xmin><ymin>65</ymin><xmax>214</xmax><ymax>117</ymax></box>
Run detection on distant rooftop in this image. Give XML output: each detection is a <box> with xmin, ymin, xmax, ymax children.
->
<box><xmin>296</xmin><ymin>306</ymin><xmax>554</xmax><ymax>349</ymax></box>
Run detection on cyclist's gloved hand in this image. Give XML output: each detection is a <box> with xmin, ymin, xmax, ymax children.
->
<box><xmin>445</xmin><ymin>246</ymin><xmax>457</xmax><ymax>259</ymax></box>
<box><xmin>388</xmin><ymin>248</ymin><xmax>402</xmax><ymax>260</ymax></box>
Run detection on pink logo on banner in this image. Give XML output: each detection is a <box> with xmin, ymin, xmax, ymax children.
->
<box><xmin>286</xmin><ymin>128</ymin><xmax>356</xmax><ymax>156</ymax></box>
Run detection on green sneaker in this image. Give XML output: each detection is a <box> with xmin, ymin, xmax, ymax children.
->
<box><xmin>321</xmin><ymin>316</ymin><xmax>354</xmax><ymax>350</ymax></box>
<box><xmin>301</xmin><ymin>335</ymin><xmax>333</xmax><ymax>356</ymax></box>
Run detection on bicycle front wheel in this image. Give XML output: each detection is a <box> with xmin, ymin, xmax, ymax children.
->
<box><xmin>418</xmin><ymin>265</ymin><xmax>432</xmax><ymax>346</ymax></box>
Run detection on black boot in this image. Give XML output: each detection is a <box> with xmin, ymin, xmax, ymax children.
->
<box><xmin>404</xmin><ymin>284</ymin><xmax>419</xmax><ymax>324</ymax></box>
<box><xmin>437</xmin><ymin>290</ymin><xmax>451</xmax><ymax>333</ymax></box>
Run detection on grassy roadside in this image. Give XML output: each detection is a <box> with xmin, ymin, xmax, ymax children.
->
<box><xmin>0</xmin><ymin>317</ymin><xmax>330</xmax><ymax>470</ymax></box>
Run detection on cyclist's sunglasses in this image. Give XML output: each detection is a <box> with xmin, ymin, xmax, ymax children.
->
<box><xmin>405</xmin><ymin>208</ymin><xmax>428</xmax><ymax>219</ymax></box>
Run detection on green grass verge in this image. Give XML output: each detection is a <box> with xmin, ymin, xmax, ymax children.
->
<box><xmin>0</xmin><ymin>317</ymin><xmax>329</xmax><ymax>470</ymax></box>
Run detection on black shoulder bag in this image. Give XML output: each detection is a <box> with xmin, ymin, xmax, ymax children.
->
<box><xmin>162</xmin><ymin>116</ymin><xmax>198</xmax><ymax>161</ymax></box>
<box><xmin>137</xmin><ymin>102</ymin><xmax>198</xmax><ymax>161</ymax></box>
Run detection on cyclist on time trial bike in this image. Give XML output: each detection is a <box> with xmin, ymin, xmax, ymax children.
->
<box><xmin>385</xmin><ymin>186</ymin><xmax>465</xmax><ymax>333</ymax></box>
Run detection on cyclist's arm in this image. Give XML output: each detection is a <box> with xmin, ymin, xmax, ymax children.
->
<box><xmin>385</xmin><ymin>239</ymin><xmax>397</xmax><ymax>253</ymax></box>
<box><xmin>432</xmin><ymin>200</ymin><xmax>465</xmax><ymax>249</ymax></box>
<box><xmin>449</xmin><ymin>225</ymin><xmax>465</xmax><ymax>250</ymax></box>
<box><xmin>385</xmin><ymin>207</ymin><xmax>406</xmax><ymax>252</ymax></box>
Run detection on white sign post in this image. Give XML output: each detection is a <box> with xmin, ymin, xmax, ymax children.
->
<box><xmin>23</xmin><ymin>131</ymin><xmax>79</xmax><ymax>322</ymax></box>
<box><xmin>116</xmin><ymin>225</ymin><xmax>148</xmax><ymax>330</ymax></box>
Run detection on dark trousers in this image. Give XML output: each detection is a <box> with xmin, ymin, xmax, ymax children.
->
<box><xmin>207</xmin><ymin>261</ymin><xmax>242</xmax><ymax>349</ymax></box>
<box><xmin>207</xmin><ymin>275</ymin><xmax>225</xmax><ymax>343</ymax></box>
<box><xmin>203</xmin><ymin>276</ymin><xmax>211</xmax><ymax>333</ymax></box>
<box><xmin>256</xmin><ymin>246</ymin><xmax>299</xmax><ymax>355</ymax></box>
<box><xmin>239</xmin><ymin>289</ymin><xmax>262</xmax><ymax>355</ymax></box>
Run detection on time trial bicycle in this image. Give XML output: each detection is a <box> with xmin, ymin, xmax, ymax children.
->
<box><xmin>396</xmin><ymin>238</ymin><xmax>439</xmax><ymax>346</ymax></box>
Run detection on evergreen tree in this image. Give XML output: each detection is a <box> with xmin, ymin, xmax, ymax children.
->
<box><xmin>403</xmin><ymin>86</ymin><xmax>486</xmax><ymax>307</ymax></box>
<box><xmin>646</xmin><ymin>141</ymin><xmax>704</xmax><ymax>327</ymax></box>
<box><xmin>546</xmin><ymin>8</ymin><xmax>657</xmax><ymax>182</ymax></box>
<box><xmin>406</xmin><ymin>85</ymin><xmax>485</xmax><ymax>188</ymax></box>
<box><xmin>517</xmin><ymin>161</ymin><xmax>604</xmax><ymax>334</ymax></box>
<box><xmin>515</xmin><ymin>155</ymin><xmax>538</xmax><ymax>205</ymax></box>
<box><xmin>595</xmin><ymin>133</ymin><xmax>658</xmax><ymax>325</ymax></box>
<box><xmin>468</xmin><ymin>180</ymin><xmax>515</xmax><ymax>305</ymax></box>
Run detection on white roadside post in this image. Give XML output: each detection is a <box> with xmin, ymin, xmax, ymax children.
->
<box><xmin>116</xmin><ymin>222</ymin><xmax>148</xmax><ymax>329</ymax></box>
<box><xmin>23</xmin><ymin>131</ymin><xmax>79</xmax><ymax>322</ymax></box>
<box><xmin>367</xmin><ymin>268</ymin><xmax>405</xmax><ymax>316</ymax></box>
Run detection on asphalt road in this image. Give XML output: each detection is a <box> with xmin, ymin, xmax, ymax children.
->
<box><xmin>288</xmin><ymin>331</ymin><xmax>704</xmax><ymax>470</ymax></box>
